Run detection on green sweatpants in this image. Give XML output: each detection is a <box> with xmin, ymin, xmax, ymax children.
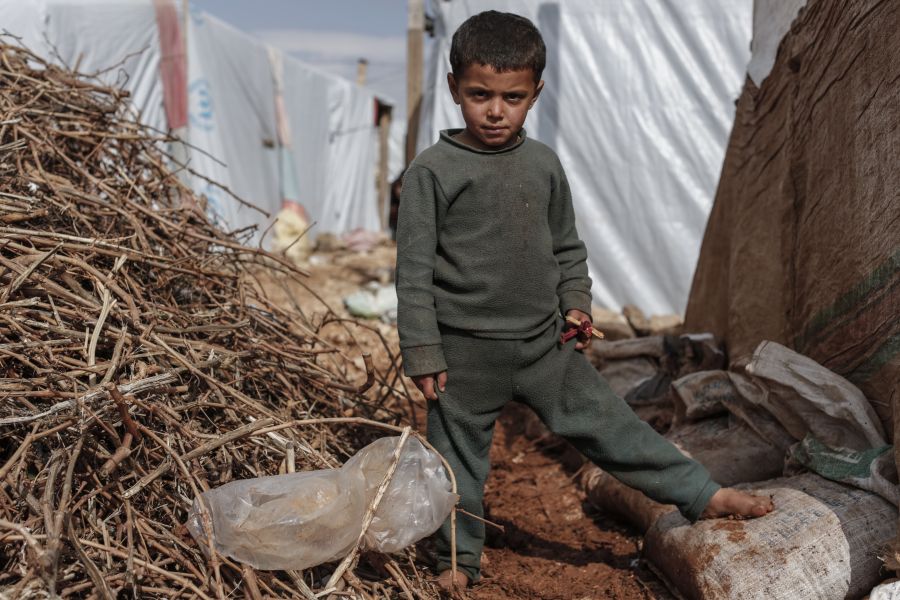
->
<box><xmin>426</xmin><ymin>318</ymin><xmax>719</xmax><ymax>581</ymax></box>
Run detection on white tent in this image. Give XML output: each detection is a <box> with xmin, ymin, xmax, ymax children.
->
<box><xmin>748</xmin><ymin>0</ymin><xmax>808</xmax><ymax>86</ymax></box>
<box><xmin>186</xmin><ymin>9</ymin><xmax>383</xmax><ymax>237</ymax></box>
<box><xmin>0</xmin><ymin>0</ymin><xmax>386</xmax><ymax>241</ymax></box>
<box><xmin>0</xmin><ymin>0</ymin><xmax>167</xmax><ymax>131</ymax></box>
<box><xmin>419</xmin><ymin>0</ymin><xmax>753</xmax><ymax>315</ymax></box>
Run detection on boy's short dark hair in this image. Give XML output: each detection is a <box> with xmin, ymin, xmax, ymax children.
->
<box><xmin>450</xmin><ymin>11</ymin><xmax>546</xmax><ymax>83</ymax></box>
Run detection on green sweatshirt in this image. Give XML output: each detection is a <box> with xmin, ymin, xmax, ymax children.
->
<box><xmin>396</xmin><ymin>129</ymin><xmax>592</xmax><ymax>377</ymax></box>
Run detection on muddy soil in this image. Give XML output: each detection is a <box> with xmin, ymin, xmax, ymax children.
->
<box><xmin>468</xmin><ymin>405</ymin><xmax>672</xmax><ymax>600</ymax></box>
<box><xmin>263</xmin><ymin>243</ymin><xmax>673</xmax><ymax>599</ymax></box>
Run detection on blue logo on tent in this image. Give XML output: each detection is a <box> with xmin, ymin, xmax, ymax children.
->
<box><xmin>189</xmin><ymin>79</ymin><xmax>215</xmax><ymax>132</ymax></box>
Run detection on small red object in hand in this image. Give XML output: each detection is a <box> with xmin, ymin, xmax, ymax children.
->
<box><xmin>560</xmin><ymin>319</ymin><xmax>593</xmax><ymax>344</ymax></box>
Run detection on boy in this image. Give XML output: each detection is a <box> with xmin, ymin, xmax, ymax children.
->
<box><xmin>395</xmin><ymin>10</ymin><xmax>773</xmax><ymax>591</ymax></box>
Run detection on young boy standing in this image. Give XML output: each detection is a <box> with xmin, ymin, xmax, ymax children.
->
<box><xmin>395</xmin><ymin>11</ymin><xmax>773</xmax><ymax>590</ymax></box>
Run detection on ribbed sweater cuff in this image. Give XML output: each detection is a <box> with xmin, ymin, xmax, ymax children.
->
<box><xmin>401</xmin><ymin>344</ymin><xmax>448</xmax><ymax>377</ymax></box>
<box><xmin>682</xmin><ymin>478</ymin><xmax>721</xmax><ymax>522</ymax></box>
<box><xmin>559</xmin><ymin>290</ymin><xmax>592</xmax><ymax>316</ymax></box>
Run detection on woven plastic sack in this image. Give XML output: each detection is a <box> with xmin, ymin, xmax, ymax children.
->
<box><xmin>744</xmin><ymin>341</ymin><xmax>886</xmax><ymax>450</ymax></box>
<box><xmin>644</xmin><ymin>474</ymin><xmax>897</xmax><ymax>600</ymax></box>
<box><xmin>870</xmin><ymin>580</ymin><xmax>900</xmax><ymax>600</ymax></box>
<box><xmin>186</xmin><ymin>436</ymin><xmax>456</xmax><ymax>570</ymax></box>
<box><xmin>788</xmin><ymin>434</ymin><xmax>898</xmax><ymax>505</ymax></box>
<box><xmin>671</xmin><ymin>370</ymin><xmax>732</xmax><ymax>424</ymax></box>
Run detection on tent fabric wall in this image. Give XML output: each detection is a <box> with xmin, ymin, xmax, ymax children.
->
<box><xmin>0</xmin><ymin>0</ymin><xmax>384</xmax><ymax>241</ymax></box>
<box><xmin>684</xmin><ymin>0</ymin><xmax>900</xmax><ymax>439</ymax></box>
<box><xmin>322</xmin><ymin>81</ymin><xmax>380</xmax><ymax>234</ymax></box>
<box><xmin>186</xmin><ymin>10</ymin><xmax>280</xmax><ymax>235</ymax></box>
<box><xmin>0</xmin><ymin>1</ymin><xmax>47</xmax><ymax>56</ymax></box>
<box><xmin>186</xmin><ymin>9</ymin><xmax>382</xmax><ymax>240</ymax></box>
<box><xmin>153</xmin><ymin>0</ymin><xmax>188</xmax><ymax>130</ymax></box>
<box><xmin>280</xmin><ymin>49</ymin><xmax>382</xmax><ymax>234</ymax></box>
<box><xmin>0</xmin><ymin>0</ymin><xmax>166</xmax><ymax>132</ymax></box>
<box><xmin>419</xmin><ymin>0</ymin><xmax>752</xmax><ymax>316</ymax></box>
<box><xmin>388</xmin><ymin>120</ymin><xmax>407</xmax><ymax>183</ymax></box>
<box><xmin>747</xmin><ymin>0</ymin><xmax>808</xmax><ymax>86</ymax></box>
<box><xmin>281</xmin><ymin>55</ymin><xmax>333</xmax><ymax>219</ymax></box>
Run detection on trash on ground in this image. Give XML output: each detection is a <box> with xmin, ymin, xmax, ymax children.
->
<box><xmin>271</xmin><ymin>206</ymin><xmax>313</xmax><ymax>262</ymax></box>
<box><xmin>187</xmin><ymin>436</ymin><xmax>457</xmax><ymax>571</ymax></box>
<box><xmin>341</xmin><ymin>228</ymin><xmax>389</xmax><ymax>253</ymax></box>
<box><xmin>343</xmin><ymin>282</ymin><xmax>398</xmax><ymax>322</ymax></box>
<box><xmin>315</xmin><ymin>232</ymin><xmax>346</xmax><ymax>253</ymax></box>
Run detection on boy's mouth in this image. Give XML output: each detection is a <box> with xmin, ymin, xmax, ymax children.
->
<box><xmin>481</xmin><ymin>126</ymin><xmax>507</xmax><ymax>136</ymax></box>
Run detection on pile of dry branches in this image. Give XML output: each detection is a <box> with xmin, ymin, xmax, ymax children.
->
<box><xmin>0</xmin><ymin>42</ymin><xmax>437</xmax><ymax>599</ymax></box>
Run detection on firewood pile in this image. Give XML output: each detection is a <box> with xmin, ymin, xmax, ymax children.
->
<box><xmin>0</xmin><ymin>42</ymin><xmax>435</xmax><ymax>599</ymax></box>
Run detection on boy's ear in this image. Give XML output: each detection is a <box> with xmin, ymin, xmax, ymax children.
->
<box><xmin>530</xmin><ymin>79</ymin><xmax>545</xmax><ymax>107</ymax></box>
<box><xmin>447</xmin><ymin>72</ymin><xmax>462</xmax><ymax>105</ymax></box>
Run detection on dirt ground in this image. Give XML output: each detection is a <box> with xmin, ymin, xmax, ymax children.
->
<box><xmin>472</xmin><ymin>405</ymin><xmax>673</xmax><ymax>600</ymax></box>
<box><xmin>264</xmin><ymin>241</ymin><xmax>673</xmax><ymax>599</ymax></box>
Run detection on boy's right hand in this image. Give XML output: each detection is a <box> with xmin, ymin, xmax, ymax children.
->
<box><xmin>412</xmin><ymin>371</ymin><xmax>447</xmax><ymax>401</ymax></box>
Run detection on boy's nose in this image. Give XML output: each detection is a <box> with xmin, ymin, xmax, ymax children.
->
<box><xmin>486</xmin><ymin>99</ymin><xmax>503</xmax><ymax>119</ymax></box>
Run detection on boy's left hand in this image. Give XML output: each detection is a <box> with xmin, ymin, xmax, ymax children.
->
<box><xmin>565</xmin><ymin>309</ymin><xmax>593</xmax><ymax>350</ymax></box>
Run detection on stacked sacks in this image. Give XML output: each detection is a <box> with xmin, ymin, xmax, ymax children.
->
<box><xmin>583</xmin><ymin>340</ymin><xmax>898</xmax><ymax>599</ymax></box>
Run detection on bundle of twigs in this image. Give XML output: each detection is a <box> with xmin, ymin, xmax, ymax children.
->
<box><xmin>0</xmin><ymin>42</ymin><xmax>437</xmax><ymax>599</ymax></box>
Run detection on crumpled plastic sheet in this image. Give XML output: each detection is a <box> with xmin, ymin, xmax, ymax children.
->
<box><xmin>186</xmin><ymin>436</ymin><xmax>457</xmax><ymax>570</ymax></box>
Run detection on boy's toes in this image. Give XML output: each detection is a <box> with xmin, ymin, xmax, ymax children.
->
<box><xmin>701</xmin><ymin>488</ymin><xmax>775</xmax><ymax>520</ymax></box>
<box><xmin>749</xmin><ymin>495</ymin><xmax>775</xmax><ymax>517</ymax></box>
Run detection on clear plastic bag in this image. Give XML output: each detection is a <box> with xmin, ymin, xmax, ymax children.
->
<box><xmin>186</xmin><ymin>436</ymin><xmax>456</xmax><ymax>570</ymax></box>
<box><xmin>349</xmin><ymin>437</ymin><xmax>457</xmax><ymax>553</ymax></box>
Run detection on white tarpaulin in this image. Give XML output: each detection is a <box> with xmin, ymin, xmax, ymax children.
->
<box><xmin>321</xmin><ymin>79</ymin><xmax>380</xmax><ymax>233</ymax></box>
<box><xmin>0</xmin><ymin>0</ymin><xmax>166</xmax><ymax>132</ymax></box>
<box><xmin>748</xmin><ymin>0</ymin><xmax>808</xmax><ymax>86</ymax></box>
<box><xmin>186</xmin><ymin>9</ymin><xmax>382</xmax><ymax>240</ymax></box>
<box><xmin>420</xmin><ymin>0</ymin><xmax>752</xmax><ymax>315</ymax></box>
<box><xmin>0</xmin><ymin>0</ymin><xmax>385</xmax><ymax>241</ymax></box>
<box><xmin>0</xmin><ymin>1</ymin><xmax>47</xmax><ymax>56</ymax></box>
<box><xmin>275</xmin><ymin>47</ymin><xmax>381</xmax><ymax>235</ymax></box>
<box><xmin>388</xmin><ymin>120</ymin><xmax>407</xmax><ymax>183</ymax></box>
<box><xmin>186</xmin><ymin>10</ymin><xmax>280</xmax><ymax>235</ymax></box>
<box><xmin>281</xmin><ymin>53</ymin><xmax>333</xmax><ymax>222</ymax></box>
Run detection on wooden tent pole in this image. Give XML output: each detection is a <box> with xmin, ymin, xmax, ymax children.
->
<box><xmin>406</xmin><ymin>0</ymin><xmax>424</xmax><ymax>165</ymax></box>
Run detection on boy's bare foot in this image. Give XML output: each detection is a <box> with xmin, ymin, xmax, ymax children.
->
<box><xmin>701</xmin><ymin>488</ymin><xmax>774</xmax><ymax>519</ymax></box>
<box><xmin>435</xmin><ymin>569</ymin><xmax>470</xmax><ymax>592</ymax></box>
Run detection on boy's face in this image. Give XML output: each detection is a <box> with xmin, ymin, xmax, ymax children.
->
<box><xmin>448</xmin><ymin>64</ymin><xmax>543</xmax><ymax>151</ymax></box>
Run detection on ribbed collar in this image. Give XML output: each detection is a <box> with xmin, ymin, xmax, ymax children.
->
<box><xmin>439</xmin><ymin>128</ymin><xmax>528</xmax><ymax>155</ymax></box>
